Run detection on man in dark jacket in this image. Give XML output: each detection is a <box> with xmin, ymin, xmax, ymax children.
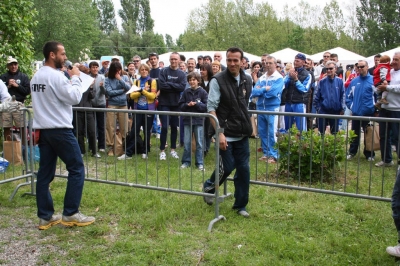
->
<box><xmin>202</xmin><ymin>47</ymin><xmax>253</xmax><ymax>218</ymax></box>
<box><xmin>0</xmin><ymin>56</ymin><xmax>30</xmax><ymax>142</ymax></box>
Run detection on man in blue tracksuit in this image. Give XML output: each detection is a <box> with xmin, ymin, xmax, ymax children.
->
<box><xmin>251</xmin><ymin>56</ymin><xmax>284</xmax><ymax>163</ymax></box>
<box><xmin>313</xmin><ymin>60</ymin><xmax>345</xmax><ymax>134</ymax></box>
<box><xmin>282</xmin><ymin>53</ymin><xmax>312</xmax><ymax>131</ymax></box>
<box><xmin>345</xmin><ymin>60</ymin><xmax>378</xmax><ymax>161</ymax></box>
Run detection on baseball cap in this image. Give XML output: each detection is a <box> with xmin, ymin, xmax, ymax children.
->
<box><xmin>295</xmin><ymin>53</ymin><xmax>306</xmax><ymax>61</ymax></box>
<box><xmin>7</xmin><ymin>56</ymin><xmax>18</xmax><ymax>64</ymax></box>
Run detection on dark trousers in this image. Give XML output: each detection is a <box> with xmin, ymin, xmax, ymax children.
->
<box><xmin>36</xmin><ymin>129</ymin><xmax>85</xmax><ymax>219</ymax></box>
<box><xmin>73</xmin><ymin>111</ymin><xmax>96</xmax><ymax>155</ymax></box>
<box><xmin>125</xmin><ymin>113</ymin><xmax>154</xmax><ymax>156</ymax></box>
<box><xmin>379</xmin><ymin>109</ymin><xmax>400</xmax><ymax>163</ymax></box>
<box><xmin>158</xmin><ymin>105</ymin><xmax>179</xmax><ymax>150</ymax></box>
<box><xmin>203</xmin><ymin>137</ymin><xmax>250</xmax><ymax>211</ymax></box>
<box><xmin>93</xmin><ymin>105</ymin><xmax>106</xmax><ymax>150</ymax></box>
<box><xmin>348</xmin><ymin>118</ymin><xmax>375</xmax><ymax>158</ymax></box>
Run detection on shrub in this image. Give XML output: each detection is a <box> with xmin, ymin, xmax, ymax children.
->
<box><xmin>275</xmin><ymin>125</ymin><xmax>356</xmax><ymax>182</ymax></box>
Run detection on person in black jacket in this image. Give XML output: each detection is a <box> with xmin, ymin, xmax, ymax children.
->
<box><xmin>202</xmin><ymin>47</ymin><xmax>253</xmax><ymax>218</ymax></box>
<box><xmin>0</xmin><ymin>56</ymin><xmax>30</xmax><ymax>142</ymax></box>
<box><xmin>73</xmin><ymin>65</ymin><xmax>99</xmax><ymax>158</ymax></box>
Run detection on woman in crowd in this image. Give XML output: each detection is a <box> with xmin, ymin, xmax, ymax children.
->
<box><xmin>104</xmin><ymin>61</ymin><xmax>131</xmax><ymax>156</ymax></box>
<box><xmin>118</xmin><ymin>64</ymin><xmax>157</xmax><ymax>160</ymax></box>
<box><xmin>251</xmin><ymin>61</ymin><xmax>263</xmax><ymax>86</ymax></box>
<box><xmin>199</xmin><ymin>63</ymin><xmax>214</xmax><ymax>155</ymax></box>
<box><xmin>211</xmin><ymin>61</ymin><xmax>221</xmax><ymax>76</ymax></box>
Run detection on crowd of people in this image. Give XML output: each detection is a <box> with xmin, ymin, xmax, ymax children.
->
<box><xmin>5</xmin><ymin>42</ymin><xmax>400</xmax><ymax>258</ymax></box>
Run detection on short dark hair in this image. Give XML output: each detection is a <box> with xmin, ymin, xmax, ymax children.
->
<box><xmin>179</xmin><ymin>54</ymin><xmax>186</xmax><ymax>62</ymax></box>
<box><xmin>226</xmin><ymin>47</ymin><xmax>244</xmax><ymax>60</ymax></box>
<box><xmin>374</xmin><ymin>54</ymin><xmax>382</xmax><ymax>59</ymax></box>
<box><xmin>252</xmin><ymin>61</ymin><xmax>262</xmax><ymax>69</ymax></box>
<box><xmin>187</xmin><ymin>71</ymin><xmax>201</xmax><ymax>82</ymax></box>
<box><xmin>203</xmin><ymin>55</ymin><xmax>212</xmax><ymax>62</ymax></box>
<box><xmin>148</xmin><ymin>52</ymin><xmax>159</xmax><ymax>59</ymax></box>
<box><xmin>108</xmin><ymin>61</ymin><xmax>122</xmax><ymax>79</ymax></box>
<box><xmin>330</xmin><ymin>53</ymin><xmax>338</xmax><ymax>58</ymax></box>
<box><xmin>89</xmin><ymin>61</ymin><xmax>99</xmax><ymax>68</ymax></box>
<box><xmin>43</xmin><ymin>41</ymin><xmax>63</xmax><ymax>61</ymax></box>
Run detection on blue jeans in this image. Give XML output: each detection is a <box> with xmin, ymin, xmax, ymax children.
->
<box><xmin>182</xmin><ymin>125</ymin><xmax>203</xmax><ymax>166</ymax></box>
<box><xmin>36</xmin><ymin>129</ymin><xmax>85</xmax><ymax>220</ymax></box>
<box><xmin>258</xmin><ymin>109</ymin><xmax>279</xmax><ymax>159</ymax></box>
<box><xmin>203</xmin><ymin>137</ymin><xmax>250</xmax><ymax>211</ymax></box>
<box><xmin>158</xmin><ymin>105</ymin><xmax>179</xmax><ymax>150</ymax></box>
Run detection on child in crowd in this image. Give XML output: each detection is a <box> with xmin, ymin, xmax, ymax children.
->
<box><xmin>178</xmin><ymin>72</ymin><xmax>208</xmax><ymax>171</ymax></box>
<box><xmin>373</xmin><ymin>55</ymin><xmax>391</xmax><ymax>105</ymax></box>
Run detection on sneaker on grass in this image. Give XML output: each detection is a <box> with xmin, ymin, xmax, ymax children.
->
<box><xmin>38</xmin><ymin>214</ymin><xmax>62</xmax><ymax>230</ymax></box>
<box><xmin>387</xmin><ymin>244</ymin><xmax>400</xmax><ymax>257</ymax></box>
<box><xmin>181</xmin><ymin>163</ymin><xmax>190</xmax><ymax>169</ymax></box>
<box><xmin>61</xmin><ymin>212</ymin><xmax>95</xmax><ymax>227</ymax></box>
<box><xmin>237</xmin><ymin>210</ymin><xmax>250</xmax><ymax>218</ymax></box>
<box><xmin>118</xmin><ymin>154</ymin><xmax>132</xmax><ymax>160</ymax></box>
<box><xmin>159</xmin><ymin>151</ymin><xmax>166</xmax><ymax>160</ymax></box>
<box><xmin>170</xmin><ymin>150</ymin><xmax>179</xmax><ymax>159</ymax></box>
<box><xmin>198</xmin><ymin>165</ymin><xmax>205</xmax><ymax>171</ymax></box>
<box><xmin>375</xmin><ymin>161</ymin><xmax>394</xmax><ymax>167</ymax></box>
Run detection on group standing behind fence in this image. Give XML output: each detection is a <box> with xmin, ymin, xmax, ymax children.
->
<box><xmin>4</xmin><ymin>41</ymin><xmax>400</xmax><ymax>258</ymax></box>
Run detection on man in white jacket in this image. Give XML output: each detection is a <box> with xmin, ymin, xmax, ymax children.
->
<box><xmin>31</xmin><ymin>41</ymin><xmax>95</xmax><ymax>230</ymax></box>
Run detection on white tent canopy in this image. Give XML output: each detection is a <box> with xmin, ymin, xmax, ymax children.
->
<box><xmin>365</xmin><ymin>47</ymin><xmax>400</xmax><ymax>67</ymax></box>
<box><xmin>310</xmin><ymin>47</ymin><xmax>365</xmax><ymax>68</ymax></box>
<box><xmin>270</xmin><ymin>48</ymin><xmax>309</xmax><ymax>64</ymax></box>
<box><xmin>141</xmin><ymin>51</ymin><xmax>262</xmax><ymax>67</ymax></box>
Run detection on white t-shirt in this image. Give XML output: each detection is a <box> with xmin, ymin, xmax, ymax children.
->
<box><xmin>31</xmin><ymin>66</ymin><xmax>83</xmax><ymax>129</ymax></box>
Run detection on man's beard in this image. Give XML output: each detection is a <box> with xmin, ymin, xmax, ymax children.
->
<box><xmin>55</xmin><ymin>58</ymin><xmax>64</xmax><ymax>69</ymax></box>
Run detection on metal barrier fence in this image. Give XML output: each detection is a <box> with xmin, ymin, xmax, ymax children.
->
<box><xmin>3</xmin><ymin>108</ymin><xmax>399</xmax><ymax>230</ymax></box>
<box><xmin>0</xmin><ymin>108</ymin><xmax>36</xmax><ymax>200</ymax></box>
<box><xmin>247</xmin><ymin>110</ymin><xmax>399</xmax><ymax>202</ymax></box>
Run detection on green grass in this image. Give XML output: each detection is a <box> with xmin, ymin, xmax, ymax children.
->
<box><xmin>0</xmin><ymin>137</ymin><xmax>399</xmax><ymax>265</ymax></box>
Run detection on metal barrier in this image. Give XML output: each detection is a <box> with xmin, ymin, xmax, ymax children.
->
<box><xmin>4</xmin><ymin>107</ymin><xmax>399</xmax><ymax>229</ymax></box>
<box><xmin>247</xmin><ymin>110</ymin><xmax>399</xmax><ymax>202</ymax></box>
<box><xmin>0</xmin><ymin>108</ymin><xmax>36</xmax><ymax>200</ymax></box>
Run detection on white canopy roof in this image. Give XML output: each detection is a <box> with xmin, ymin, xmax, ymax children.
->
<box><xmin>365</xmin><ymin>47</ymin><xmax>400</xmax><ymax>67</ymax></box>
<box><xmin>310</xmin><ymin>47</ymin><xmax>365</xmax><ymax>67</ymax></box>
<box><xmin>143</xmin><ymin>51</ymin><xmax>262</xmax><ymax>67</ymax></box>
<box><xmin>270</xmin><ymin>48</ymin><xmax>309</xmax><ymax>64</ymax></box>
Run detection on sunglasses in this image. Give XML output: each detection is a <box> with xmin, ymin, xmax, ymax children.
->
<box><xmin>323</xmin><ymin>55</ymin><xmax>330</xmax><ymax>58</ymax></box>
<box><xmin>357</xmin><ymin>65</ymin><xmax>366</xmax><ymax>69</ymax></box>
<box><xmin>326</xmin><ymin>67</ymin><xmax>335</xmax><ymax>70</ymax></box>
<box><xmin>133</xmin><ymin>60</ymin><xmax>140</xmax><ymax>63</ymax></box>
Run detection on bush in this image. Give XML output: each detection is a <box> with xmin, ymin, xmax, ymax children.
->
<box><xmin>275</xmin><ymin>125</ymin><xmax>356</xmax><ymax>182</ymax></box>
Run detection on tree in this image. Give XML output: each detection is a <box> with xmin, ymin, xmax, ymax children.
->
<box><xmin>0</xmin><ymin>0</ymin><xmax>37</xmax><ymax>77</ymax></box>
<box><xmin>32</xmin><ymin>0</ymin><xmax>99</xmax><ymax>62</ymax></box>
<box><xmin>357</xmin><ymin>0</ymin><xmax>400</xmax><ymax>55</ymax></box>
<box><xmin>93</xmin><ymin>0</ymin><xmax>117</xmax><ymax>35</ymax></box>
<box><xmin>119</xmin><ymin>0</ymin><xmax>153</xmax><ymax>35</ymax></box>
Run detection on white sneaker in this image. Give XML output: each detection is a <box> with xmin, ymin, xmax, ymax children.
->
<box><xmin>367</xmin><ymin>157</ymin><xmax>375</xmax><ymax>162</ymax></box>
<box><xmin>375</xmin><ymin>161</ymin><xmax>394</xmax><ymax>167</ymax></box>
<box><xmin>387</xmin><ymin>243</ymin><xmax>400</xmax><ymax>257</ymax></box>
<box><xmin>170</xmin><ymin>150</ymin><xmax>179</xmax><ymax>159</ymax></box>
<box><xmin>346</xmin><ymin>154</ymin><xmax>354</xmax><ymax>160</ymax></box>
<box><xmin>99</xmin><ymin>149</ymin><xmax>105</xmax><ymax>152</ymax></box>
<box><xmin>181</xmin><ymin>163</ymin><xmax>190</xmax><ymax>169</ymax></box>
<box><xmin>118</xmin><ymin>154</ymin><xmax>132</xmax><ymax>160</ymax></box>
<box><xmin>198</xmin><ymin>165</ymin><xmax>205</xmax><ymax>171</ymax></box>
<box><xmin>141</xmin><ymin>153</ymin><xmax>148</xmax><ymax>159</ymax></box>
<box><xmin>159</xmin><ymin>151</ymin><xmax>166</xmax><ymax>160</ymax></box>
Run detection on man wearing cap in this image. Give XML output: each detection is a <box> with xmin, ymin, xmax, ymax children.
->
<box><xmin>196</xmin><ymin>56</ymin><xmax>203</xmax><ymax>70</ymax></box>
<box><xmin>149</xmin><ymin>53</ymin><xmax>160</xmax><ymax>79</ymax></box>
<box><xmin>98</xmin><ymin>60</ymin><xmax>110</xmax><ymax>75</ymax></box>
<box><xmin>282</xmin><ymin>53</ymin><xmax>312</xmax><ymax>131</ymax></box>
<box><xmin>0</xmin><ymin>56</ymin><xmax>30</xmax><ymax>140</ymax></box>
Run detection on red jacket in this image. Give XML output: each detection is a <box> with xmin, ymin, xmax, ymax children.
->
<box><xmin>373</xmin><ymin>63</ymin><xmax>391</xmax><ymax>86</ymax></box>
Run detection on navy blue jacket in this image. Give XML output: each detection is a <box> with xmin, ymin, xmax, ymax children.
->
<box><xmin>313</xmin><ymin>76</ymin><xmax>345</xmax><ymax>114</ymax></box>
<box><xmin>178</xmin><ymin>87</ymin><xmax>208</xmax><ymax>125</ymax></box>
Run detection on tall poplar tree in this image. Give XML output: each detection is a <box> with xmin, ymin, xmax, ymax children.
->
<box><xmin>357</xmin><ymin>0</ymin><xmax>400</xmax><ymax>55</ymax></box>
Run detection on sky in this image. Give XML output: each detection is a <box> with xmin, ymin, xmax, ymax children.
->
<box><xmin>111</xmin><ymin>0</ymin><xmax>332</xmax><ymax>40</ymax></box>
